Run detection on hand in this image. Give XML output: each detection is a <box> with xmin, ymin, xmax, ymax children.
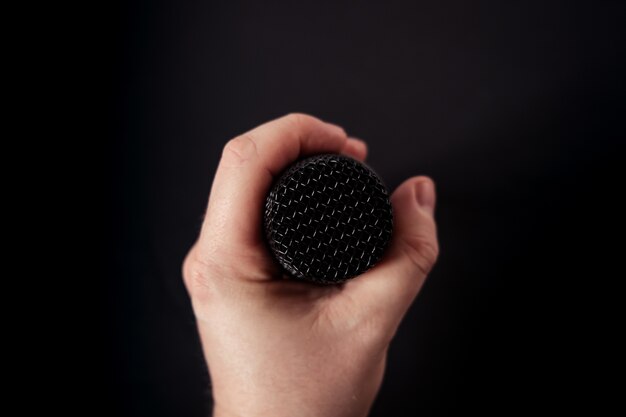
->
<box><xmin>183</xmin><ymin>114</ymin><xmax>439</xmax><ymax>417</ymax></box>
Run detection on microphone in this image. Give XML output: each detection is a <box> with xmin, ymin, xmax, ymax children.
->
<box><xmin>264</xmin><ymin>154</ymin><xmax>393</xmax><ymax>284</ymax></box>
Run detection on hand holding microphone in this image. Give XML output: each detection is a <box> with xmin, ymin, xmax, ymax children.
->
<box><xmin>183</xmin><ymin>114</ymin><xmax>439</xmax><ymax>417</ymax></box>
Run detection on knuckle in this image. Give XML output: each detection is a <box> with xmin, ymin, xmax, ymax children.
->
<box><xmin>401</xmin><ymin>234</ymin><xmax>440</xmax><ymax>276</ymax></box>
<box><xmin>284</xmin><ymin>112</ymin><xmax>316</xmax><ymax>129</ymax></box>
<box><xmin>222</xmin><ymin>135</ymin><xmax>258</xmax><ymax>166</ymax></box>
<box><xmin>182</xmin><ymin>249</ymin><xmax>213</xmax><ymax>304</ymax></box>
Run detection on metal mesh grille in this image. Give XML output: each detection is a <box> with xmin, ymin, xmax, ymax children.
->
<box><xmin>264</xmin><ymin>154</ymin><xmax>393</xmax><ymax>284</ymax></box>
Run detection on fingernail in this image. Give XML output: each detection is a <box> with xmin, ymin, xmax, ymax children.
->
<box><xmin>347</xmin><ymin>138</ymin><xmax>367</xmax><ymax>153</ymax></box>
<box><xmin>416</xmin><ymin>179</ymin><xmax>436</xmax><ymax>216</ymax></box>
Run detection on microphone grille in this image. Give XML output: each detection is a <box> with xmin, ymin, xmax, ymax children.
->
<box><xmin>264</xmin><ymin>154</ymin><xmax>393</xmax><ymax>284</ymax></box>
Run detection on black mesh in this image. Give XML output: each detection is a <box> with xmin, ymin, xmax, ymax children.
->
<box><xmin>264</xmin><ymin>154</ymin><xmax>393</xmax><ymax>284</ymax></box>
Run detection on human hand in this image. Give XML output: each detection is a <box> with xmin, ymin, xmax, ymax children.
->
<box><xmin>183</xmin><ymin>114</ymin><xmax>439</xmax><ymax>417</ymax></box>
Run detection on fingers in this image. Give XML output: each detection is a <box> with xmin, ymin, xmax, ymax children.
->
<box><xmin>342</xmin><ymin>176</ymin><xmax>439</xmax><ymax>331</ymax></box>
<box><xmin>197</xmin><ymin>114</ymin><xmax>349</xmax><ymax>261</ymax></box>
<box><xmin>341</xmin><ymin>138</ymin><xmax>368</xmax><ymax>161</ymax></box>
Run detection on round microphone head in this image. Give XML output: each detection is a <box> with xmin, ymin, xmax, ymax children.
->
<box><xmin>264</xmin><ymin>154</ymin><xmax>393</xmax><ymax>284</ymax></box>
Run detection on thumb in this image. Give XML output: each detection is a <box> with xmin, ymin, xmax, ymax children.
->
<box><xmin>342</xmin><ymin>176</ymin><xmax>439</xmax><ymax>329</ymax></box>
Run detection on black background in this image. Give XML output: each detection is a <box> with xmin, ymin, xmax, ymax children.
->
<box><xmin>107</xmin><ymin>1</ymin><xmax>624</xmax><ymax>415</ymax></box>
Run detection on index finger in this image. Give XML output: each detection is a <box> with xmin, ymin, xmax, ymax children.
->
<box><xmin>198</xmin><ymin>113</ymin><xmax>349</xmax><ymax>258</ymax></box>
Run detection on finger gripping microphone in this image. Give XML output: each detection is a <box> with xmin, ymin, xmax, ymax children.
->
<box><xmin>264</xmin><ymin>154</ymin><xmax>393</xmax><ymax>284</ymax></box>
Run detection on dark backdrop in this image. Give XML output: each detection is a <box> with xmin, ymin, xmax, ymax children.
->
<box><xmin>107</xmin><ymin>1</ymin><xmax>624</xmax><ymax>415</ymax></box>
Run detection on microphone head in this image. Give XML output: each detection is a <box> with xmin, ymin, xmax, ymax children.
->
<box><xmin>264</xmin><ymin>154</ymin><xmax>393</xmax><ymax>284</ymax></box>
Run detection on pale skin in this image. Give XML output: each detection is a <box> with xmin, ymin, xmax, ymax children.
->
<box><xmin>183</xmin><ymin>114</ymin><xmax>439</xmax><ymax>417</ymax></box>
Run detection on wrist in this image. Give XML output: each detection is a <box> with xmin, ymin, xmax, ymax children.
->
<box><xmin>208</xmin><ymin>357</ymin><xmax>385</xmax><ymax>417</ymax></box>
